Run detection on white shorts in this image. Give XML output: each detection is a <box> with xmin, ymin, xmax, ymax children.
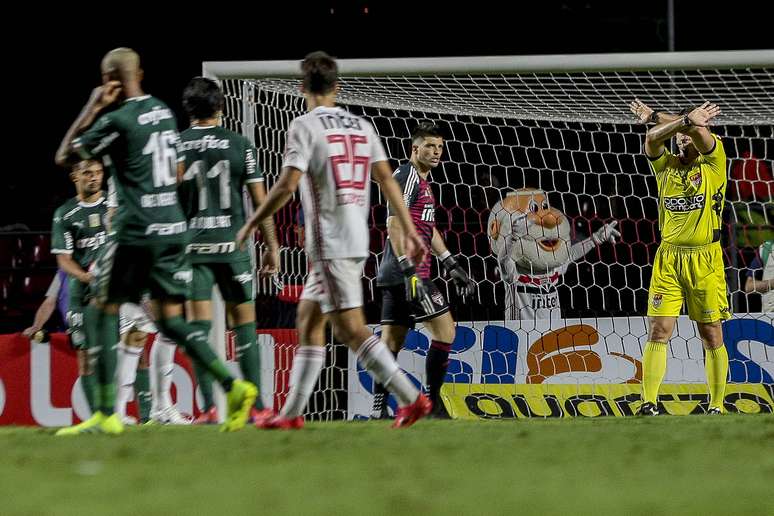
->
<box><xmin>300</xmin><ymin>258</ymin><xmax>365</xmax><ymax>314</ymax></box>
<box><xmin>119</xmin><ymin>302</ymin><xmax>157</xmax><ymax>335</ymax></box>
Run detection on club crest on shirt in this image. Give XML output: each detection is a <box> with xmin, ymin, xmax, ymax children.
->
<box><xmin>690</xmin><ymin>172</ymin><xmax>702</xmax><ymax>189</ymax></box>
<box><xmin>89</xmin><ymin>213</ymin><xmax>101</xmax><ymax>228</ymax></box>
<box><xmin>432</xmin><ymin>292</ymin><xmax>445</xmax><ymax>306</ymax></box>
<box><xmin>652</xmin><ymin>293</ymin><xmax>663</xmax><ymax>309</ymax></box>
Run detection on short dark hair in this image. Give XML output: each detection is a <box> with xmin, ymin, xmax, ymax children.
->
<box><xmin>301</xmin><ymin>51</ymin><xmax>338</xmax><ymax>94</ymax></box>
<box><xmin>411</xmin><ymin>121</ymin><xmax>444</xmax><ymax>143</ymax></box>
<box><xmin>182</xmin><ymin>77</ymin><xmax>224</xmax><ymax>120</ymax></box>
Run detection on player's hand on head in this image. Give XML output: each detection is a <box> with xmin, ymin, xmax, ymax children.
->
<box><xmin>259</xmin><ymin>247</ymin><xmax>280</xmax><ymax>278</ymax></box>
<box><xmin>592</xmin><ymin>220</ymin><xmax>621</xmax><ymax>245</ymax></box>
<box><xmin>688</xmin><ymin>101</ymin><xmax>721</xmax><ymax>127</ymax></box>
<box><xmin>629</xmin><ymin>99</ymin><xmax>654</xmax><ymax>124</ymax></box>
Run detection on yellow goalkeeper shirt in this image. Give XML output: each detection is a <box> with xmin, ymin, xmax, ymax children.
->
<box><xmin>648</xmin><ymin>134</ymin><xmax>727</xmax><ymax>247</ymax></box>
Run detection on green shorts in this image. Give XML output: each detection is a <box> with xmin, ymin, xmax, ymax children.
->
<box><xmin>67</xmin><ymin>277</ymin><xmax>89</xmax><ymax>350</ymax></box>
<box><xmin>190</xmin><ymin>260</ymin><xmax>255</xmax><ymax>304</ymax></box>
<box><xmin>94</xmin><ymin>241</ymin><xmax>192</xmax><ymax>304</ymax></box>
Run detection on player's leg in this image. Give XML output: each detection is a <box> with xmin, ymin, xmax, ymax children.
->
<box><xmin>114</xmin><ymin>319</ymin><xmax>145</xmax><ymax>424</ymax></box>
<box><xmin>68</xmin><ymin>279</ymin><xmax>98</xmax><ymax>413</ymax></box>
<box><xmin>640</xmin><ymin>244</ymin><xmax>683</xmax><ymax>416</ymax></box>
<box><xmin>686</xmin><ymin>244</ymin><xmax>731</xmax><ymax>414</ymax></box>
<box><xmin>148</xmin><ymin>331</ymin><xmax>189</xmax><ymax>424</ymax></box>
<box><xmin>416</xmin><ymin>281</ymin><xmax>454</xmax><ymax>418</ymax></box>
<box><xmin>371</xmin><ymin>285</ymin><xmax>411</xmax><ymax>419</ymax></box>
<box><xmin>187</xmin><ymin>264</ymin><xmax>217</xmax><ymax>423</ymax></box>
<box><xmin>150</xmin><ymin>245</ymin><xmax>255</xmax><ymax>432</ymax></box>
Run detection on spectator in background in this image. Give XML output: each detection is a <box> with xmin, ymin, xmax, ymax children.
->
<box><xmin>744</xmin><ymin>240</ymin><xmax>774</xmax><ymax>313</ymax></box>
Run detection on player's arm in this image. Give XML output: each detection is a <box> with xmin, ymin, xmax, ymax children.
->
<box><xmin>22</xmin><ymin>293</ymin><xmax>57</xmax><ymax>338</ymax></box>
<box><xmin>431</xmin><ymin>228</ymin><xmax>476</xmax><ymax>298</ymax></box>
<box><xmin>247</xmin><ymin>181</ymin><xmax>280</xmax><ymax>276</ymax></box>
<box><xmin>56</xmin><ymin>254</ymin><xmax>91</xmax><ymax>284</ymax></box>
<box><xmin>645</xmin><ymin>102</ymin><xmax>721</xmax><ymax>157</ymax></box>
<box><xmin>50</xmin><ymin>212</ymin><xmax>90</xmax><ymax>283</ymax></box>
<box><xmin>372</xmin><ymin>161</ymin><xmax>427</xmax><ymax>266</ymax></box>
<box><xmin>55</xmin><ymin>82</ymin><xmax>123</xmax><ymax>167</ymax></box>
<box><xmin>237</xmin><ymin>167</ymin><xmax>301</xmax><ymax>249</ymax></box>
<box><xmin>569</xmin><ymin>221</ymin><xmax>621</xmax><ymax>260</ymax></box>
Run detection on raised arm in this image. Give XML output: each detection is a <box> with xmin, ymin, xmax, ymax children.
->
<box><xmin>630</xmin><ymin>100</ymin><xmax>721</xmax><ymax>157</ymax></box>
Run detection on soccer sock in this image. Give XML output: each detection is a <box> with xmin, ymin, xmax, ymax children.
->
<box><xmin>426</xmin><ymin>340</ymin><xmax>452</xmax><ymax>406</ymax></box>
<box><xmin>135</xmin><ymin>367</ymin><xmax>151</xmax><ymax>421</ymax></box>
<box><xmin>358</xmin><ymin>336</ymin><xmax>418</xmax><ymax>407</ymax></box>
<box><xmin>79</xmin><ymin>373</ymin><xmax>97</xmax><ymax>413</ymax></box>
<box><xmin>194</xmin><ymin>361</ymin><xmax>215</xmax><ymax>412</ymax></box>
<box><xmin>234</xmin><ymin>322</ymin><xmax>263</xmax><ymax>409</ymax></box>
<box><xmin>705</xmin><ymin>345</ymin><xmax>729</xmax><ymax>410</ymax></box>
<box><xmin>280</xmin><ymin>346</ymin><xmax>325</xmax><ymax>418</ymax></box>
<box><xmin>150</xmin><ymin>333</ymin><xmax>177</xmax><ymax>412</ymax></box>
<box><xmin>372</xmin><ymin>349</ymin><xmax>398</xmax><ymax>410</ymax></box>
<box><xmin>642</xmin><ymin>341</ymin><xmax>668</xmax><ymax>405</ymax></box>
<box><xmin>159</xmin><ymin>317</ymin><xmax>234</xmax><ymax>391</ymax></box>
<box><xmin>97</xmin><ymin>311</ymin><xmax>119</xmax><ymax>415</ymax></box>
<box><xmin>115</xmin><ymin>343</ymin><xmax>141</xmax><ymax>418</ymax></box>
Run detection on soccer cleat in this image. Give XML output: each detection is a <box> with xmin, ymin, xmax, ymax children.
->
<box><xmin>55</xmin><ymin>412</ymin><xmax>106</xmax><ymax>436</ymax></box>
<box><xmin>255</xmin><ymin>414</ymin><xmax>304</xmax><ymax>430</ymax></box>
<box><xmin>707</xmin><ymin>407</ymin><xmax>724</xmax><ymax>415</ymax></box>
<box><xmin>370</xmin><ymin>393</ymin><xmax>392</xmax><ymax>420</ymax></box>
<box><xmin>392</xmin><ymin>393</ymin><xmax>432</xmax><ymax>429</ymax></box>
<box><xmin>427</xmin><ymin>399</ymin><xmax>452</xmax><ymax>420</ymax></box>
<box><xmin>120</xmin><ymin>415</ymin><xmax>138</xmax><ymax>426</ymax></box>
<box><xmin>248</xmin><ymin>407</ymin><xmax>274</xmax><ymax>425</ymax></box>
<box><xmin>151</xmin><ymin>406</ymin><xmax>193</xmax><ymax>425</ymax></box>
<box><xmin>193</xmin><ymin>406</ymin><xmax>219</xmax><ymax>425</ymax></box>
<box><xmin>99</xmin><ymin>413</ymin><xmax>125</xmax><ymax>435</ymax></box>
<box><xmin>636</xmin><ymin>402</ymin><xmax>660</xmax><ymax>416</ymax></box>
<box><xmin>220</xmin><ymin>380</ymin><xmax>258</xmax><ymax>432</ymax></box>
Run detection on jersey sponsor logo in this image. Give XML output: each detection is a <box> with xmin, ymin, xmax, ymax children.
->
<box><xmin>421</xmin><ymin>205</ymin><xmax>435</xmax><ymax>222</ymax></box>
<box><xmin>76</xmin><ymin>231</ymin><xmax>107</xmax><ymax>249</ymax></box>
<box><xmin>336</xmin><ymin>192</ymin><xmax>367</xmax><ymax>206</ymax></box>
<box><xmin>187</xmin><ymin>242</ymin><xmax>236</xmax><ymax>254</ymax></box>
<box><xmin>531</xmin><ymin>293</ymin><xmax>559</xmax><ymax>310</ymax></box>
<box><xmin>664</xmin><ymin>195</ymin><xmax>705</xmax><ymax>212</ymax></box>
<box><xmin>189</xmin><ymin>215</ymin><xmax>232</xmax><ymax>229</ymax></box>
<box><xmin>179</xmin><ymin>135</ymin><xmax>231</xmax><ymax>151</ymax></box>
<box><xmin>173</xmin><ymin>269</ymin><xmax>193</xmax><ymax>284</ymax></box>
<box><xmin>233</xmin><ymin>272</ymin><xmax>253</xmax><ymax>285</ymax></box>
<box><xmin>652</xmin><ymin>293</ymin><xmax>663</xmax><ymax>308</ymax></box>
<box><xmin>146</xmin><ymin>222</ymin><xmax>187</xmax><ymax>236</ymax></box>
<box><xmin>690</xmin><ymin>172</ymin><xmax>702</xmax><ymax>188</ymax></box>
<box><xmin>72</xmin><ymin>221</ymin><xmax>84</xmax><ymax>228</ymax></box>
<box><xmin>137</xmin><ymin>106</ymin><xmax>175</xmax><ymax>126</ymax></box>
<box><xmin>317</xmin><ymin>112</ymin><xmax>363</xmax><ymax>131</ymax></box>
<box><xmin>141</xmin><ymin>192</ymin><xmax>178</xmax><ymax>208</ymax></box>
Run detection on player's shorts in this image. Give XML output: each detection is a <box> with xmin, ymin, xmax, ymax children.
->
<box><xmin>300</xmin><ymin>258</ymin><xmax>365</xmax><ymax>314</ymax></box>
<box><xmin>190</xmin><ymin>260</ymin><xmax>255</xmax><ymax>304</ymax></box>
<box><xmin>380</xmin><ymin>279</ymin><xmax>450</xmax><ymax>327</ymax></box>
<box><xmin>119</xmin><ymin>301</ymin><xmax>157</xmax><ymax>336</ymax></box>
<box><xmin>66</xmin><ymin>277</ymin><xmax>89</xmax><ymax>350</ymax></box>
<box><xmin>647</xmin><ymin>241</ymin><xmax>731</xmax><ymax>323</ymax></box>
<box><xmin>93</xmin><ymin>242</ymin><xmax>192</xmax><ymax>304</ymax></box>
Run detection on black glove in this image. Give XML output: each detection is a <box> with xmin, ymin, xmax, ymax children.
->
<box><xmin>399</xmin><ymin>256</ymin><xmax>435</xmax><ymax>314</ymax></box>
<box><xmin>442</xmin><ymin>254</ymin><xmax>476</xmax><ymax>299</ymax></box>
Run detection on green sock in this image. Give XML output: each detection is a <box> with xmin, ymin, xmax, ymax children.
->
<box><xmin>194</xmin><ymin>360</ymin><xmax>215</xmax><ymax>411</ymax></box>
<box><xmin>161</xmin><ymin>317</ymin><xmax>233</xmax><ymax>389</ymax></box>
<box><xmin>234</xmin><ymin>322</ymin><xmax>263</xmax><ymax>409</ymax></box>
<box><xmin>97</xmin><ymin>311</ymin><xmax>119</xmax><ymax>415</ymax></box>
<box><xmin>80</xmin><ymin>373</ymin><xmax>97</xmax><ymax>413</ymax></box>
<box><xmin>642</xmin><ymin>341</ymin><xmax>668</xmax><ymax>405</ymax></box>
<box><xmin>705</xmin><ymin>346</ymin><xmax>729</xmax><ymax>410</ymax></box>
<box><xmin>135</xmin><ymin>368</ymin><xmax>151</xmax><ymax>421</ymax></box>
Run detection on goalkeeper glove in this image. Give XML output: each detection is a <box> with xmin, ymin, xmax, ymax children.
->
<box><xmin>441</xmin><ymin>253</ymin><xmax>477</xmax><ymax>299</ymax></box>
<box><xmin>592</xmin><ymin>221</ymin><xmax>621</xmax><ymax>245</ymax></box>
<box><xmin>399</xmin><ymin>256</ymin><xmax>435</xmax><ymax>314</ymax></box>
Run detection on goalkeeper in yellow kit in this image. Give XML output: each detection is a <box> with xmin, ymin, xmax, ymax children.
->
<box><xmin>630</xmin><ymin>99</ymin><xmax>729</xmax><ymax>415</ymax></box>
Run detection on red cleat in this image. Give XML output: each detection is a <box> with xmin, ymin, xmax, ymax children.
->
<box><xmin>392</xmin><ymin>393</ymin><xmax>432</xmax><ymax>429</ymax></box>
<box><xmin>193</xmin><ymin>406</ymin><xmax>218</xmax><ymax>425</ymax></box>
<box><xmin>249</xmin><ymin>407</ymin><xmax>275</xmax><ymax>425</ymax></box>
<box><xmin>255</xmin><ymin>414</ymin><xmax>304</xmax><ymax>430</ymax></box>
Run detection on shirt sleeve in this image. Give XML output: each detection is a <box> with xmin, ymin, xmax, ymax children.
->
<box><xmin>282</xmin><ymin>119</ymin><xmax>311</xmax><ymax>172</ymax></box>
<box><xmin>647</xmin><ymin>148</ymin><xmax>671</xmax><ymax>177</ymax></box>
<box><xmin>700</xmin><ymin>134</ymin><xmax>726</xmax><ymax>179</ymax></box>
<box><xmin>387</xmin><ymin>167</ymin><xmax>418</xmax><ymax>217</ymax></box>
<box><xmin>73</xmin><ymin>113</ymin><xmax>120</xmax><ymax>160</ymax></box>
<box><xmin>368</xmin><ymin>123</ymin><xmax>388</xmax><ymax>164</ymax></box>
<box><xmin>51</xmin><ymin>208</ymin><xmax>73</xmax><ymax>255</ymax></box>
<box><xmin>244</xmin><ymin>145</ymin><xmax>264</xmax><ymax>183</ymax></box>
<box><xmin>45</xmin><ymin>272</ymin><xmax>62</xmax><ymax>298</ymax></box>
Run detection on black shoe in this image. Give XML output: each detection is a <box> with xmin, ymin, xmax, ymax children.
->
<box><xmin>637</xmin><ymin>402</ymin><xmax>660</xmax><ymax>416</ymax></box>
<box><xmin>707</xmin><ymin>407</ymin><xmax>723</xmax><ymax>415</ymax></box>
<box><xmin>370</xmin><ymin>393</ymin><xmax>391</xmax><ymax>420</ymax></box>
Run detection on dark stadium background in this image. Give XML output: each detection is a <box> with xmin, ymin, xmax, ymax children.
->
<box><xmin>1</xmin><ymin>1</ymin><xmax>771</xmax><ymax>332</ymax></box>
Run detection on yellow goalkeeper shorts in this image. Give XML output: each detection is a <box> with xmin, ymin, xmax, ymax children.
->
<box><xmin>647</xmin><ymin>241</ymin><xmax>731</xmax><ymax>323</ymax></box>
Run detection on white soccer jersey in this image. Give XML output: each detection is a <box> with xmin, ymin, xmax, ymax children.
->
<box><xmin>283</xmin><ymin>106</ymin><xmax>388</xmax><ymax>261</ymax></box>
<box><xmin>504</xmin><ymin>269</ymin><xmax>563</xmax><ymax>320</ymax></box>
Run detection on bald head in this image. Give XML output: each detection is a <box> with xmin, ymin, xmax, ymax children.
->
<box><xmin>101</xmin><ymin>48</ymin><xmax>142</xmax><ymax>82</ymax></box>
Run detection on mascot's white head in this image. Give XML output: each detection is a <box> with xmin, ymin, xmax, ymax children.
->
<box><xmin>487</xmin><ymin>188</ymin><xmax>572</xmax><ymax>276</ymax></box>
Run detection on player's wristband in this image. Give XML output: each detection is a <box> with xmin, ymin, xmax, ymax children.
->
<box><xmin>648</xmin><ymin>111</ymin><xmax>660</xmax><ymax>124</ymax></box>
<box><xmin>441</xmin><ymin>253</ymin><xmax>459</xmax><ymax>271</ymax></box>
<box><xmin>398</xmin><ymin>256</ymin><xmax>417</xmax><ymax>276</ymax></box>
<box><xmin>682</xmin><ymin>114</ymin><xmax>693</xmax><ymax>128</ymax></box>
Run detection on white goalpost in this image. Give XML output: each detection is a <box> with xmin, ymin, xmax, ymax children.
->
<box><xmin>204</xmin><ymin>50</ymin><xmax>774</xmax><ymax>420</ymax></box>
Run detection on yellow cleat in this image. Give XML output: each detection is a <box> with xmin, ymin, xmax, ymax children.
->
<box><xmin>55</xmin><ymin>412</ymin><xmax>105</xmax><ymax>436</ymax></box>
<box><xmin>220</xmin><ymin>380</ymin><xmax>258</xmax><ymax>432</ymax></box>
<box><xmin>99</xmin><ymin>413</ymin><xmax>125</xmax><ymax>435</ymax></box>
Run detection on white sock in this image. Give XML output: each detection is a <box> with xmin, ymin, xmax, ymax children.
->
<box><xmin>357</xmin><ymin>336</ymin><xmax>418</xmax><ymax>407</ymax></box>
<box><xmin>115</xmin><ymin>343</ymin><xmax>142</xmax><ymax>417</ymax></box>
<box><xmin>150</xmin><ymin>333</ymin><xmax>177</xmax><ymax>412</ymax></box>
<box><xmin>280</xmin><ymin>346</ymin><xmax>325</xmax><ymax>419</ymax></box>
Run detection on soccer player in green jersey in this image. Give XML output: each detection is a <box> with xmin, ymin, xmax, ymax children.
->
<box><xmin>178</xmin><ymin>77</ymin><xmax>279</xmax><ymax>423</ymax></box>
<box><xmin>54</xmin><ymin>48</ymin><xmax>255</xmax><ymax>435</ymax></box>
<box><xmin>630</xmin><ymin>99</ymin><xmax>730</xmax><ymax>415</ymax></box>
<box><xmin>51</xmin><ymin>159</ymin><xmax>107</xmax><ymax>413</ymax></box>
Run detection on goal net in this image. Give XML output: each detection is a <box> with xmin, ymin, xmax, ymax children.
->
<box><xmin>206</xmin><ymin>51</ymin><xmax>774</xmax><ymax>419</ymax></box>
